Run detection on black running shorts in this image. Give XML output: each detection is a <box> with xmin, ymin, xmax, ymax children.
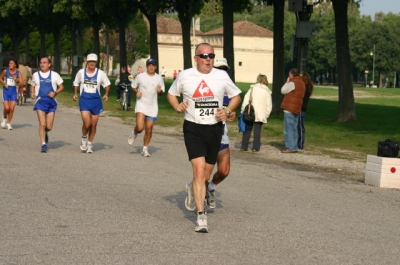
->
<box><xmin>183</xmin><ymin>120</ymin><xmax>223</xmax><ymax>164</ymax></box>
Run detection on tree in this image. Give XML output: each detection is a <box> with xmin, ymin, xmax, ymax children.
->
<box><xmin>266</xmin><ymin>0</ymin><xmax>286</xmax><ymax>113</ymax></box>
<box><xmin>173</xmin><ymin>0</ymin><xmax>206</xmax><ymax>70</ymax></box>
<box><xmin>222</xmin><ymin>0</ymin><xmax>235</xmax><ymax>81</ymax></box>
<box><xmin>135</xmin><ymin>0</ymin><xmax>172</xmax><ymax>72</ymax></box>
<box><xmin>331</xmin><ymin>0</ymin><xmax>357</xmax><ymax>122</ymax></box>
<box><xmin>0</xmin><ymin>0</ymin><xmax>31</xmax><ymax>59</ymax></box>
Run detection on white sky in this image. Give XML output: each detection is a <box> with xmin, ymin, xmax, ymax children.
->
<box><xmin>358</xmin><ymin>0</ymin><xmax>400</xmax><ymax>17</ymax></box>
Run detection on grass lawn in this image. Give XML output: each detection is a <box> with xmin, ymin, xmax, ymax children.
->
<box><xmin>58</xmin><ymin>76</ymin><xmax>400</xmax><ymax>162</ymax></box>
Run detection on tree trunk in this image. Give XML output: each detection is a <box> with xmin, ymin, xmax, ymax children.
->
<box><xmin>118</xmin><ymin>16</ymin><xmax>127</xmax><ymax>68</ymax></box>
<box><xmin>271</xmin><ymin>0</ymin><xmax>285</xmax><ymax>113</ymax></box>
<box><xmin>180</xmin><ymin>16</ymin><xmax>192</xmax><ymax>70</ymax></box>
<box><xmin>92</xmin><ymin>23</ymin><xmax>101</xmax><ymax>57</ymax></box>
<box><xmin>332</xmin><ymin>0</ymin><xmax>356</xmax><ymax>122</ymax></box>
<box><xmin>24</xmin><ymin>32</ymin><xmax>30</xmax><ymax>63</ymax></box>
<box><xmin>70</xmin><ymin>22</ymin><xmax>79</xmax><ymax>79</ymax></box>
<box><xmin>39</xmin><ymin>27</ymin><xmax>46</xmax><ymax>58</ymax></box>
<box><xmin>147</xmin><ymin>14</ymin><xmax>159</xmax><ymax>74</ymax></box>
<box><xmin>53</xmin><ymin>30</ymin><xmax>61</xmax><ymax>73</ymax></box>
<box><xmin>223</xmin><ymin>0</ymin><xmax>235</xmax><ymax>82</ymax></box>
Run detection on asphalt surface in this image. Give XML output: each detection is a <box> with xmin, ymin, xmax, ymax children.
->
<box><xmin>1</xmin><ymin>99</ymin><xmax>400</xmax><ymax>265</ymax></box>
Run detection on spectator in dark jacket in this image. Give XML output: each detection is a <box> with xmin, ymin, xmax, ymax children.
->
<box><xmin>297</xmin><ymin>72</ymin><xmax>314</xmax><ymax>150</ymax></box>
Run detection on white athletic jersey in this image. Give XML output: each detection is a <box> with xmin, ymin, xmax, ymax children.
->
<box><xmin>168</xmin><ymin>67</ymin><xmax>241</xmax><ymax>125</ymax></box>
<box><xmin>132</xmin><ymin>72</ymin><xmax>165</xmax><ymax>117</ymax></box>
<box><xmin>73</xmin><ymin>68</ymin><xmax>111</xmax><ymax>96</ymax></box>
<box><xmin>32</xmin><ymin>71</ymin><xmax>64</xmax><ymax>96</ymax></box>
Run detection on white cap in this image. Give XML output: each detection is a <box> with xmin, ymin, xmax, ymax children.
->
<box><xmin>214</xmin><ymin>58</ymin><xmax>230</xmax><ymax>69</ymax></box>
<box><xmin>87</xmin><ymin>53</ymin><xmax>98</xmax><ymax>62</ymax></box>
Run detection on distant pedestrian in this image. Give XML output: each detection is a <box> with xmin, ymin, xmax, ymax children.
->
<box><xmin>161</xmin><ymin>66</ymin><xmax>167</xmax><ymax>79</ymax></box>
<box><xmin>18</xmin><ymin>61</ymin><xmax>32</xmax><ymax>104</ymax></box>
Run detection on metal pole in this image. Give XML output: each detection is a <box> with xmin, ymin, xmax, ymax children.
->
<box><xmin>372</xmin><ymin>44</ymin><xmax>375</xmax><ymax>86</ymax></box>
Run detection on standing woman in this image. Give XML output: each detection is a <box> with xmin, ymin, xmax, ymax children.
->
<box><xmin>297</xmin><ymin>72</ymin><xmax>314</xmax><ymax>150</ymax></box>
<box><xmin>0</xmin><ymin>58</ymin><xmax>23</xmax><ymax>130</ymax></box>
<box><xmin>240</xmin><ymin>74</ymin><xmax>272</xmax><ymax>152</ymax></box>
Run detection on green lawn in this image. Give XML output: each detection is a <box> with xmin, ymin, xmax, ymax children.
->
<box><xmin>58</xmin><ymin>76</ymin><xmax>400</xmax><ymax>161</ymax></box>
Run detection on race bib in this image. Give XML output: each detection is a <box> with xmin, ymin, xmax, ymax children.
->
<box><xmin>83</xmin><ymin>81</ymin><xmax>97</xmax><ymax>93</ymax></box>
<box><xmin>6</xmin><ymin>77</ymin><xmax>16</xmax><ymax>86</ymax></box>
<box><xmin>194</xmin><ymin>101</ymin><xmax>218</xmax><ymax>124</ymax></box>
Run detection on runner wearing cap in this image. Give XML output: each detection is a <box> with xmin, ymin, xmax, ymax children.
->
<box><xmin>204</xmin><ymin>57</ymin><xmax>237</xmax><ymax>210</ymax></box>
<box><xmin>128</xmin><ymin>58</ymin><xmax>165</xmax><ymax>157</ymax></box>
<box><xmin>73</xmin><ymin>53</ymin><xmax>111</xmax><ymax>153</ymax></box>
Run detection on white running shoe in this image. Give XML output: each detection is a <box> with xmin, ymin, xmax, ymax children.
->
<box><xmin>6</xmin><ymin>123</ymin><xmax>12</xmax><ymax>130</ymax></box>
<box><xmin>1</xmin><ymin>118</ymin><xmax>6</xmax><ymax>129</ymax></box>
<box><xmin>128</xmin><ymin>132</ymin><xmax>137</xmax><ymax>145</ymax></box>
<box><xmin>195</xmin><ymin>213</ymin><xmax>208</xmax><ymax>233</ymax></box>
<box><xmin>141</xmin><ymin>149</ymin><xmax>150</xmax><ymax>157</ymax></box>
<box><xmin>80</xmin><ymin>137</ymin><xmax>88</xmax><ymax>151</ymax></box>
<box><xmin>207</xmin><ymin>190</ymin><xmax>216</xmax><ymax>209</ymax></box>
<box><xmin>185</xmin><ymin>181</ymin><xmax>196</xmax><ymax>211</ymax></box>
<box><xmin>86</xmin><ymin>144</ymin><xmax>93</xmax><ymax>153</ymax></box>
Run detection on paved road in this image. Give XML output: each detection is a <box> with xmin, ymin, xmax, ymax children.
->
<box><xmin>1</xmin><ymin>100</ymin><xmax>400</xmax><ymax>265</ymax></box>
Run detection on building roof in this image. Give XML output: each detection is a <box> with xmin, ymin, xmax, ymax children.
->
<box><xmin>204</xmin><ymin>21</ymin><xmax>273</xmax><ymax>37</ymax></box>
<box><xmin>156</xmin><ymin>16</ymin><xmax>203</xmax><ymax>35</ymax></box>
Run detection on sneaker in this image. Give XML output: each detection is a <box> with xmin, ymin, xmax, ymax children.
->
<box><xmin>0</xmin><ymin>118</ymin><xmax>6</xmax><ymax>128</ymax></box>
<box><xmin>128</xmin><ymin>132</ymin><xmax>137</xmax><ymax>145</ymax></box>
<box><xmin>185</xmin><ymin>181</ymin><xmax>196</xmax><ymax>211</ymax></box>
<box><xmin>207</xmin><ymin>190</ymin><xmax>216</xmax><ymax>209</ymax></box>
<box><xmin>141</xmin><ymin>149</ymin><xmax>150</xmax><ymax>157</ymax></box>
<box><xmin>6</xmin><ymin>123</ymin><xmax>12</xmax><ymax>130</ymax></box>
<box><xmin>45</xmin><ymin>133</ymin><xmax>49</xmax><ymax>144</ymax></box>
<box><xmin>41</xmin><ymin>144</ymin><xmax>47</xmax><ymax>153</ymax></box>
<box><xmin>195</xmin><ymin>213</ymin><xmax>208</xmax><ymax>233</ymax></box>
<box><xmin>80</xmin><ymin>137</ymin><xmax>88</xmax><ymax>151</ymax></box>
<box><xmin>86</xmin><ymin>144</ymin><xmax>93</xmax><ymax>154</ymax></box>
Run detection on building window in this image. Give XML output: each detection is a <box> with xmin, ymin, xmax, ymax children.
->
<box><xmin>239</xmin><ymin>61</ymin><xmax>242</xmax><ymax>66</ymax></box>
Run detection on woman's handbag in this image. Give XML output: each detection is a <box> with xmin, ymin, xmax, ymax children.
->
<box><xmin>243</xmin><ymin>88</ymin><xmax>255</xmax><ymax>123</ymax></box>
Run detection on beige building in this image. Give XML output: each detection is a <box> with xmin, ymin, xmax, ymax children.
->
<box><xmin>154</xmin><ymin>17</ymin><xmax>274</xmax><ymax>83</ymax></box>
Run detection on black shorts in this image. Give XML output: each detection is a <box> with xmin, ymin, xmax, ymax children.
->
<box><xmin>183</xmin><ymin>120</ymin><xmax>223</xmax><ymax>164</ymax></box>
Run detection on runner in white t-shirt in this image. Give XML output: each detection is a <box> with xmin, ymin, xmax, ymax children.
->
<box><xmin>128</xmin><ymin>58</ymin><xmax>165</xmax><ymax>157</ymax></box>
<box><xmin>167</xmin><ymin>43</ymin><xmax>241</xmax><ymax>233</ymax></box>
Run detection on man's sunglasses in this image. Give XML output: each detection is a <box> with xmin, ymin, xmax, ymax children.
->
<box><xmin>195</xmin><ymin>53</ymin><xmax>216</xmax><ymax>59</ymax></box>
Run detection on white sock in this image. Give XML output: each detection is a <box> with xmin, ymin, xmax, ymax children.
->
<box><xmin>42</xmin><ymin>142</ymin><xmax>46</xmax><ymax>145</ymax></box>
<box><xmin>88</xmin><ymin>141</ymin><xmax>92</xmax><ymax>145</ymax></box>
<box><xmin>208</xmin><ymin>181</ymin><xmax>216</xmax><ymax>191</ymax></box>
<box><xmin>143</xmin><ymin>146</ymin><xmax>148</xmax><ymax>151</ymax></box>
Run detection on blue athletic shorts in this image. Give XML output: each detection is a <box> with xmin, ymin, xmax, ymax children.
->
<box><xmin>33</xmin><ymin>97</ymin><xmax>57</xmax><ymax>113</ymax></box>
<box><xmin>2</xmin><ymin>88</ymin><xmax>17</xmax><ymax>102</ymax></box>
<box><xmin>146</xmin><ymin>116</ymin><xmax>157</xmax><ymax>121</ymax></box>
<box><xmin>79</xmin><ymin>97</ymin><xmax>103</xmax><ymax>115</ymax></box>
<box><xmin>220</xmin><ymin>143</ymin><xmax>229</xmax><ymax>151</ymax></box>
